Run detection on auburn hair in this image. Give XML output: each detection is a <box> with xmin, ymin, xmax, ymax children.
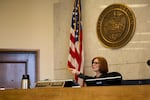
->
<box><xmin>92</xmin><ymin>56</ymin><xmax>108</xmax><ymax>73</ymax></box>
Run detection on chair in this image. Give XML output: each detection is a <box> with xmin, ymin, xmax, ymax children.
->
<box><xmin>105</xmin><ymin>72</ymin><xmax>122</xmax><ymax>85</ymax></box>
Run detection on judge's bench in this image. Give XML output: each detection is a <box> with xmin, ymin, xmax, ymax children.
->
<box><xmin>1</xmin><ymin>77</ymin><xmax>150</xmax><ymax>100</ymax></box>
<box><xmin>1</xmin><ymin>84</ymin><xmax>150</xmax><ymax>100</ymax></box>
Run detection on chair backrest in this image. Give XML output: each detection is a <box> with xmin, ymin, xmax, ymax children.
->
<box><xmin>106</xmin><ymin>72</ymin><xmax>122</xmax><ymax>85</ymax></box>
<box><xmin>107</xmin><ymin>72</ymin><xmax>122</xmax><ymax>78</ymax></box>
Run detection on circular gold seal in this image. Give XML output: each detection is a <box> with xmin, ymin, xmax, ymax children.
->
<box><xmin>97</xmin><ymin>4</ymin><xmax>136</xmax><ymax>48</ymax></box>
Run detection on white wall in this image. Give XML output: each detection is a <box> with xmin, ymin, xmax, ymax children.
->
<box><xmin>0</xmin><ymin>0</ymin><xmax>54</xmax><ymax>80</ymax></box>
<box><xmin>0</xmin><ymin>0</ymin><xmax>150</xmax><ymax>81</ymax></box>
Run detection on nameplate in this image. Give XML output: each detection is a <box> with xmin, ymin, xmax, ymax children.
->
<box><xmin>36</xmin><ymin>79</ymin><xmax>73</xmax><ymax>88</ymax></box>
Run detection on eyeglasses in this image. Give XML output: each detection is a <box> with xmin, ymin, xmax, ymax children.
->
<box><xmin>92</xmin><ymin>62</ymin><xmax>100</xmax><ymax>65</ymax></box>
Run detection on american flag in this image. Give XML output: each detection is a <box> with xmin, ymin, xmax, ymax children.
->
<box><xmin>68</xmin><ymin>0</ymin><xmax>84</xmax><ymax>86</ymax></box>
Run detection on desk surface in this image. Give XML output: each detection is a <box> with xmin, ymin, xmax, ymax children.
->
<box><xmin>1</xmin><ymin>85</ymin><xmax>150</xmax><ymax>100</ymax></box>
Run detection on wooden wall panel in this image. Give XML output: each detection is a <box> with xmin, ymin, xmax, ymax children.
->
<box><xmin>0</xmin><ymin>85</ymin><xmax>150</xmax><ymax>100</ymax></box>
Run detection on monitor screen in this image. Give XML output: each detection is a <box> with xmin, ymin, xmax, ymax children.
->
<box><xmin>85</xmin><ymin>76</ymin><xmax>122</xmax><ymax>86</ymax></box>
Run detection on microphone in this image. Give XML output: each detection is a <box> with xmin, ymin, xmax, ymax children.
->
<box><xmin>147</xmin><ymin>60</ymin><xmax>150</xmax><ymax>66</ymax></box>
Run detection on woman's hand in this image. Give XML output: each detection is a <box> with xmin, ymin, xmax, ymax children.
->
<box><xmin>68</xmin><ymin>68</ymin><xmax>80</xmax><ymax>75</ymax></box>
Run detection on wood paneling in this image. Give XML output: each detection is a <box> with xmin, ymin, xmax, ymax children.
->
<box><xmin>0</xmin><ymin>50</ymin><xmax>39</xmax><ymax>89</ymax></box>
<box><xmin>0</xmin><ymin>85</ymin><xmax>150</xmax><ymax>100</ymax></box>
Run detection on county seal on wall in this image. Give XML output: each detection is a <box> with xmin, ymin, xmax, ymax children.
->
<box><xmin>97</xmin><ymin>4</ymin><xmax>136</xmax><ymax>48</ymax></box>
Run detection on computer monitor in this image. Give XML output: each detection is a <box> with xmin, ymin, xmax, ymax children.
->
<box><xmin>85</xmin><ymin>76</ymin><xmax>122</xmax><ymax>86</ymax></box>
<box><xmin>64</xmin><ymin>80</ymin><xmax>79</xmax><ymax>87</ymax></box>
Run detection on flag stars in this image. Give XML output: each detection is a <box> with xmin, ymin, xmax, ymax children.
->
<box><xmin>75</xmin><ymin>12</ymin><xmax>78</xmax><ymax>16</ymax></box>
<box><xmin>75</xmin><ymin>7</ymin><xmax>78</xmax><ymax>10</ymax></box>
<box><xmin>75</xmin><ymin>34</ymin><xmax>78</xmax><ymax>38</ymax></box>
<box><xmin>72</xmin><ymin>12</ymin><xmax>75</xmax><ymax>15</ymax></box>
<box><xmin>76</xmin><ymin>30</ymin><xmax>79</xmax><ymax>33</ymax></box>
<box><xmin>75</xmin><ymin>34</ymin><xmax>79</xmax><ymax>41</ymax></box>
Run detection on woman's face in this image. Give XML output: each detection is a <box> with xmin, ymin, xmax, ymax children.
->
<box><xmin>92</xmin><ymin>58</ymin><xmax>100</xmax><ymax>72</ymax></box>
